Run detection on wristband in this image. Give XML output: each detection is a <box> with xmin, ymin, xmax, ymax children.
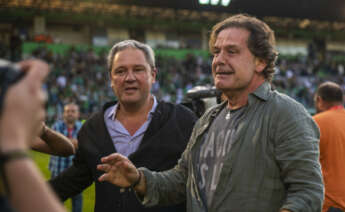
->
<box><xmin>131</xmin><ymin>170</ymin><xmax>142</xmax><ymax>189</ymax></box>
<box><xmin>0</xmin><ymin>150</ymin><xmax>30</xmax><ymax>194</ymax></box>
<box><xmin>0</xmin><ymin>150</ymin><xmax>30</xmax><ymax>165</ymax></box>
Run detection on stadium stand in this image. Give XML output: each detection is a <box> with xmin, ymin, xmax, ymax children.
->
<box><xmin>2</xmin><ymin>42</ymin><xmax>341</xmax><ymax>124</ymax></box>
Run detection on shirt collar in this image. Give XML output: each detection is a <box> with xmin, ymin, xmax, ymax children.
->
<box><xmin>250</xmin><ymin>81</ymin><xmax>271</xmax><ymax>101</ymax></box>
<box><xmin>107</xmin><ymin>95</ymin><xmax>158</xmax><ymax>121</ymax></box>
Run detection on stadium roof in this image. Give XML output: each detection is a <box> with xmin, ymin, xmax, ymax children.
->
<box><xmin>111</xmin><ymin>0</ymin><xmax>345</xmax><ymax>22</ymax></box>
<box><xmin>1</xmin><ymin>0</ymin><xmax>345</xmax><ymax>35</ymax></box>
<box><xmin>1</xmin><ymin>0</ymin><xmax>345</xmax><ymax>22</ymax></box>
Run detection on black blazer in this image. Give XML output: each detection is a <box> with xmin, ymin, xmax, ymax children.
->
<box><xmin>50</xmin><ymin>101</ymin><xmax>197</xmax><ymax>212</ymax></box>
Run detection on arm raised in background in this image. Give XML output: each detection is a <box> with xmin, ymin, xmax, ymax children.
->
<box><xmin>0</xmin><ymin>59</ymin><xmax>66</xmax><ymax>212</ymax></box>
<box><xmin>31</xmin><ymin>123</ymin><xmax>75</xmax><ymax>156</ymax></box>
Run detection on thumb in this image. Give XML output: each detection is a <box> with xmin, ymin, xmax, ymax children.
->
<box><xmin>19</xmin><ymin>60</ymin><xmax>49</xmax><ymax>85</ymax></box>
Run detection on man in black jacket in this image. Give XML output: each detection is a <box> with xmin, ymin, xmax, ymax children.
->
<box><xmin>50</xmin><ymin>40</ymin><xmax>197</xmax><ymax>212</ymax></box>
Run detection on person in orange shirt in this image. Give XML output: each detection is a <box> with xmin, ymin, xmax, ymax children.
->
<box><xmin>313</xmin><ymin>81</ymin><xmax>345</xmax><ymax>212</ymax></box>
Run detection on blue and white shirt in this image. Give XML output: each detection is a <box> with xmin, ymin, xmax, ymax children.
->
<box><xmin>48</xmin><ymin>120</ymin><xmax>82</xmax><ymax>177</ymax></box>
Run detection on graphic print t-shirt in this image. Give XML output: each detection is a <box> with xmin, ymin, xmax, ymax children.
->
<box><xmin>196</xmin><ymin>106</ymin><xmax>246</xmax><ymax>208</ymax></box>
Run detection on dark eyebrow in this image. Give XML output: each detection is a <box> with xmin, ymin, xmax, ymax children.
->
<box><xmin>114</xmin><ymin>64</ymin><xmax>146</xmax><ymax>70</ymax></box>
<box><xmin>212</xmin><ymin>44</ymin><xmax>239</xmax><ymax>54</ymax></box>
<box><xmin>114</xmin><ymin>66</ymin><xmax>126</xmax><ymax>70</ymax></box>
<box><xmin>133</xmin><ymin>65</ymin><xmax>146</xmax><ymax>68</ymax></box>
<box><xmin>213</xmin><ymin>44</ymin><xmax>239</xmax><ymax>49</ymax></box>
<box><xmin>224</xmin><ymin>44</ymin><xmax>239</xmax><ymax>49</ymax></box>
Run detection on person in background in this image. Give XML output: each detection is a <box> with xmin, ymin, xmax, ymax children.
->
<box><xmin>97</xmin><ymin>14</ymin><xmax>323</xmax><ymax>212</ymax></box>
<box><xmin>313</xmin><ymin>81</ymin><xmax>345</xmax><ymax>212</ymax></box>
<box><xmin>49</xmin><ymin>103</ymin><xmax>83</xmax><ymax>212</ymax></box>
<box><xmin>50</xmin><ymin>40</ymin><xmax>197</xmax><ymax>212</ymax></box>
<box><xmin>0</xmin><ymin>59</ymin><xmax>66</xmax><ymax>212</ymax></box>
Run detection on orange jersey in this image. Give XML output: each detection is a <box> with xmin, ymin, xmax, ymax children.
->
<box><xmin>313</xmin><ymin>107</ymin><xmax>345</xmax><ymax>212</ymax></box>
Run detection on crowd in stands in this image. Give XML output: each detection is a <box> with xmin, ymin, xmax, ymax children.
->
<box><xmin>3</xmin><ymin>45</ymin><xmax>345</xmax><ymax>124</ymax></box>
<box><xmin>274</xmin><ymin>54</ymin><xmax>345</xmax><ymax>112</ymax></box>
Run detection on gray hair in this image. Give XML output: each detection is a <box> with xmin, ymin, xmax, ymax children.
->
<box><xmin>107</xmin><ymin>40</ymin><xmax>156</xmax><ymax>73</ymax></box>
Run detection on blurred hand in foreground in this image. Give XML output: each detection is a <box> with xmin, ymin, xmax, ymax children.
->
<box><xmin>0</xmin><ymin>59</ymin><xmax>49</xmax><ymax>151</ymax></box>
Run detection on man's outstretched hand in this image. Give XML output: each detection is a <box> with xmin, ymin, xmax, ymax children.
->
<box><xmin>97</xmin><ymin>153</ymin><xmax>146</xmax><ymax>195</ymax></box>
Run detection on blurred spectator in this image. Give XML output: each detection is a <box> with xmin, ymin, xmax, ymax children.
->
<box><xmin>49</xmin><ymin>103</ymin><xmax>83</xmax><ymax>212</ymax></box>
<box><xmin>313</xmin><ymin>82</ymin><xmax>345</xmax><ymax>212</ymax></box>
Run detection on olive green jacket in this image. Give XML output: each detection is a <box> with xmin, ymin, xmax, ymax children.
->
<box><xmin>140</xmin><ymin>82</ymin><xmax>324</xmax><ymax>212</ymax></box>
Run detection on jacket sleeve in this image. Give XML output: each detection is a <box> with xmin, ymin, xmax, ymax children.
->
<box><xmin>273</xmin><ymin>100</ymin><xmax>324</xmax><ymax>212</ymax></box>
<box><xmin>139</xmin><ymin>142</ymin><xmax>189</xmax><ymax>206</ymax></box>
<box><xmin>49</xmin><ymin>130</ymin><xmax>94</xmax><ymax>201</ymax></box>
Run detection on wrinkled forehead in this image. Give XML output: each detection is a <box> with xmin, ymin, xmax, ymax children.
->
<box><xmin>113</xmin><ymin>47</ymin><xmax>150</xmax><ymax>67</ymax></box>
<box><xmin>214</xmin><ymin>27</ymin><xmax>250</xmax><ymax>47</ymax></box>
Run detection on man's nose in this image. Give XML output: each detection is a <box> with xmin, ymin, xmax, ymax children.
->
<box><xmin>213</xmin><ymin>51</ymin><xmax>225</xmax><ymax>66</ymax></box>
<box><xmin>125</xmin><ymin>70</ymin><xmax>136</xmax><ymax>81</ymax></box>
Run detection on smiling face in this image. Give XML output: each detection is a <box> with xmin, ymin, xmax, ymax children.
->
<box><xmin>110</xmin><ymin>48</ymin><xmax>156</xmax><ymax>107</ymax></box>
<box><xmin>211</xmin><ymin>27</ymin><xmax>266</xmax><ymax>96</ymax></box>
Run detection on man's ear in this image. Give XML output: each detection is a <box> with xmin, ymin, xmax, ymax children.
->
<box><xmin>316</xmin><ymin>95</ymin><xmax>328</xmax><ymax>110</ymax></box>
<box><xmin>255</xmin><ymin>58</ymin><xmax>267</xmax><ymax>73</ymax></box>
<box><xmin>108</xmin><ymin>72</ymin><xmax>114</xmax><ymax>87</ymax></box>
<box><xmin>317</xmin><ymin>95</ymin><xmax>325</xmax><ymax>106</ymax></box>
<box><xmin>151</xmin><ymin>68</ymin><xmax>157</xmax><ymax>83</ymax></box>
